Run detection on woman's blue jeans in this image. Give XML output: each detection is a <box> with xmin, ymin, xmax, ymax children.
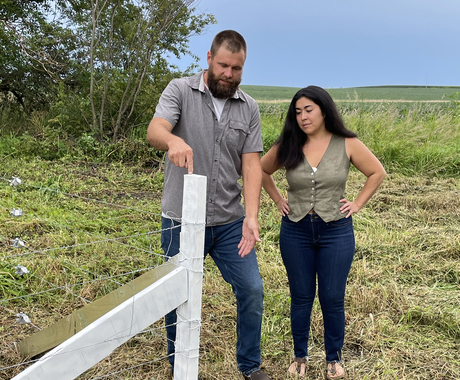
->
<box><xmin>280</xmin><ymin>213</ymin><xmax>355</xmax><ymax>362</ymax></box>
<box><xmin>161</xmin><ymin>216</ymin><xmax>264</xmax><ymax>376</ymax></box>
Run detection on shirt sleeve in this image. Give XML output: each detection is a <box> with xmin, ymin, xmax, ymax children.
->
<box><xmin>153</xmin><ymin>79</ymin><xmax>184</xmax><ymax>127</ymax></box>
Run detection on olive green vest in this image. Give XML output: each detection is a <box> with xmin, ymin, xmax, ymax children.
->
<box><xmin>286</xmin><ymin>134</ymin><xmax>350</xmax><ymax>223</ymax></box>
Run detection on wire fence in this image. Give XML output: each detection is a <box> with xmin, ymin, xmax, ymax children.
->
<box><xmin>0</xmin><ymin>173</ymin><xmax>196</xmax><ymax>380</ymax></box>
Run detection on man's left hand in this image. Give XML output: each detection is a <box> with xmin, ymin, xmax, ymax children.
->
<box><xmin>238</xmin><ymin>217</ymin><xmax>261</xmax><ymax>257</ymax></box>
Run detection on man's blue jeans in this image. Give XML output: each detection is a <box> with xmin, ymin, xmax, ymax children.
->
<box><xmin>279</xmin><ymin>213</ymin><xmax>355</xmax><ymax>362</ymax></box>
<box><xmin>161</xmin><ymin>216</ymin><xmax>264</xmax><ymax>376</ymax></box>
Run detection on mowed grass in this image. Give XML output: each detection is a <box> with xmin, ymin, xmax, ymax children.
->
<box><xmin>1</xmin><ymin>100</ymin><xmax>460</xmax><ymax>379</ymax></box>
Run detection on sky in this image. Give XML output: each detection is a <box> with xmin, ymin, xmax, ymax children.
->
<box><xmin>170</xmin><ymin>0</ymin><xmax>460</xmax><ymax>88</ymax></box>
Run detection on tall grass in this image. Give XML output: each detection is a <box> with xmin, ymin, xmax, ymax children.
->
<box><xmin>260</xmin><ymin>101</ymin><xmax>460</xmax><ymax>177</ymax></box>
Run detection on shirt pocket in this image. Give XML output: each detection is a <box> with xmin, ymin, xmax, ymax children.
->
<box><xmin>226</xmin><ymin>121</ymin><xmax>249</xmax><ymax>151</ymax></box>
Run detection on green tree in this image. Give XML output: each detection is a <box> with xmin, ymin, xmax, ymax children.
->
<box><xmin>0</xmin><ymin>0</ymin><xmax>78</xmax><ymax>113</ymax></box>
<box><xmin>77</xmin><ymin>0</ymin><xmax>215</xmax><ymax>140</ymax></box>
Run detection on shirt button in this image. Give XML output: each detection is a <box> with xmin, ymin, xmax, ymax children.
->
<box><xmin>311</xmin><ymin>172</ymin><xmax>314</xmax><ymax>175</ymax></box>
<box><xmin>311</xmin><ymin>180</ymin><xmax>314</xmax><ymax>183</ymax></box>
<box><xmin>310</xmin><ymin>203</ymin><xmax>313</xmax><ymax>206</ymax></box>
<box><xmin>312</xmin><ymin>187</ymin><xmax>315</xmax><ymax>190</ymax></box>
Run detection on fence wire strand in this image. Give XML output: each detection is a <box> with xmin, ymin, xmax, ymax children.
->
<box><xmin>0</xmin><ymin>172</ymin><xmax>205</xmax><ymax>379</ymax></box>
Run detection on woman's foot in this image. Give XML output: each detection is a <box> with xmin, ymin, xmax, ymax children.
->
<box><xmin>288</xmin><ymin>357</ymin><xmax>307</xmax><ymax>377</ymax></box>
<box><xmin>326</xmin><ymin>361</ymin><xmax>344</xmax><ymax>379</ymax></box>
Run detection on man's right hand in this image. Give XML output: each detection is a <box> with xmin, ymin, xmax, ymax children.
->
<box><xmin>147</xmin><ymin>117</ymin><xmax>194</xmax><ymax>174</ymax></box>
<box><xmin>167</xmin><ymin>139</ymin><xmax>194</xmax><ymax>174</ymax></box>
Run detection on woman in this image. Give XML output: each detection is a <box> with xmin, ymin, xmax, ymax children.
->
<box><xmin>261</xmin><ymin>86</ymin><xmax>386</xmax><ymax>379</ymax></box>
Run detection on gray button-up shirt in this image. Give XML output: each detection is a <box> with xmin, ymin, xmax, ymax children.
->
<box><xmin>153</xmin><ymin>70</ymin><xmax>263</xmax><ymax>226</ymax></box>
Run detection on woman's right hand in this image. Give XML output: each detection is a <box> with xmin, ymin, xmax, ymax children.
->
<box><xmin>275</xmin><ymin>198</ymin><xmax>290</xmax><ymax>216</ymax></box>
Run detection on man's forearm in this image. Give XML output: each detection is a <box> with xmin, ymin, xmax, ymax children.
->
<box><xmin>242</xmin><ymin>156</ymin><xmax>262</xmax><ymax>219</ymax></box>
<box><xmin>146</xmin><ymin>118</ymin><xmax>175</xmax><ymax>151</ymax></box>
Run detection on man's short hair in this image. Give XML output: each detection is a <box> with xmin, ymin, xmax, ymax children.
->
<box><xmin>210</xmin><ymin>30</ymin><xmax>247</xmax><ymax>58</ymax></box>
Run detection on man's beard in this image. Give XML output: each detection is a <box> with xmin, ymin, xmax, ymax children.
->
<box><xmin>207</xmin><ymin>66</ymin><xmax>241</xmax><ymax>99</ymax></box>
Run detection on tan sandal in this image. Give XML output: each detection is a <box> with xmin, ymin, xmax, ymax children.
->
<box><xmin>288</xmin><ymin>357</ymin><xmax>307</xmax><ymax>377</ymax></box>
<box><xmin>326</xmin><ymin>362</ymin><xmax>344</xmax><ymax>379</ymax></box>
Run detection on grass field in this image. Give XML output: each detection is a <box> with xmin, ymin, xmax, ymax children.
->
<box><xmin>240</xmin><ymin>85</ymin><xmax>460</xmax><ymax>102</ymax></box>
<box><xmin>1</xmin><ymin>93</ymin><xmax>460</xmax><ymax>379</ymax></box>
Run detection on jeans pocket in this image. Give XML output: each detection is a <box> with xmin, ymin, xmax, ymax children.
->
<box><xmin>328</xmin><ymin>216</ymin><xmax>353</xmax><ymax>229</ymax></box>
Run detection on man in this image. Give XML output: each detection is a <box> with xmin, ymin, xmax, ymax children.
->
<box><xmin>146</xmin><ymin>30</ymin><xmax>271</xmax><ymax>380</ymax></box>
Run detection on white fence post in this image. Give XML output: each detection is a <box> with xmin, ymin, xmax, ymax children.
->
<box><xmin>174</xmin><ymin>174</ymin><xmax>207</xmax><ymax>380</ymax></box>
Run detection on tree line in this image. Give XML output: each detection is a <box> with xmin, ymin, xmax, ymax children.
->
<box><xmin>0</xmin><ymin>0</ymin><xmax>215</xmax><ymax>141</ymax></box>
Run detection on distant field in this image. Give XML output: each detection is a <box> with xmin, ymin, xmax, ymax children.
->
<box><xmin>240</xmin><ymin>85</ymin><xmax>460</xmax><ymax>102</ymax></box>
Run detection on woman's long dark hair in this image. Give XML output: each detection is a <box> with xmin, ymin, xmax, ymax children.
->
<box><xmin>275</xmin><ymin>85</ymin><xmax>357</xmax><ymax>170</ymax></box>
